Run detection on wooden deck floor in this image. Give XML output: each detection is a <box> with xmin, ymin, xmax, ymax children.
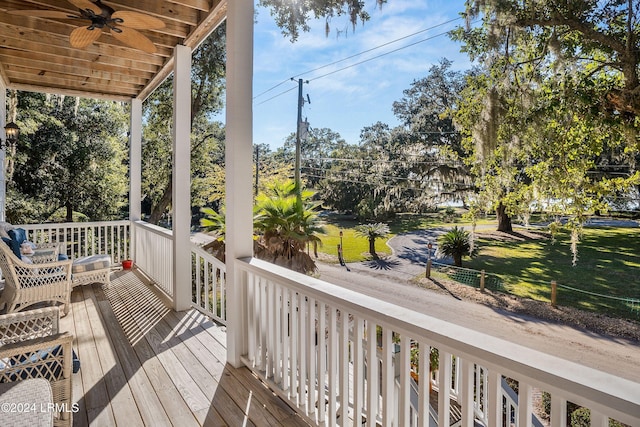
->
<box><xmin>60</xmin><ymin>269</ymin><xmax>309</xmax><ymax>427</ymax></box>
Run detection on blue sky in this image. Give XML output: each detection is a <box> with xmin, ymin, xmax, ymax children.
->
<box><xmin>250</xmin><ymin>0</ymin><xmax>471</xmax><ymax>150</ymax></box>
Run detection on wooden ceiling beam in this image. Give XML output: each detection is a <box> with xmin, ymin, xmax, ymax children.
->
<box><xmin>104</xmin><ymin>0</ymin><xmax>200</xmax><ymax>26</ymax></box>
<box><xmin>7</xmin><ymin>72</ymin><xmax>139</xmax><ymax>97</ymax></box>
<box><xmin>1</xmin><ymin>0</ymin><xmax>77</xmax><ymax>14</ymax></box>
<box><xmin>0</xmin><ymin>47</ymin><xmax>157</xmax><ymax>78</ymax></box>
<box><xmin>8</xmin><ymin>81</ymin><xmax>132</xmax><ymax>101</ymax></box>
<box><xmin>0</xmin><ymin>53</ymin><xmax>150</xmax><ymax>85</ymax></box>
<box><xmin>1</xmin><ymin>0</ymin><xmax>228</xmax><ymax>100</ymax></box>
<box><xmin>0</xmin><ymin>3</ymin><xmax>184</xmax><ymax>52</ymax></box>
<box><xmin>0</xmin><ymin>18</ymin><xmax>168</xmax><ymax>65</ymax></box>
<box><xmin>6</xmin><ymin>65</ymin><xmax>141</xmax><ymax>94</ymax></box>
<box><xmin>166</xmin><ymin>0</ymin><xmax>211</xmax><ymax>12</ymax></box>
<box><xmin>183</xmin><ymin>0</ymin><xmax>225</xmax><ymax>48</ymax></box>
<box><xmin>0</xmin><ymin>37</ymin><xmax>164</xmax><ymax>74</ymax></box>
<box><xmin>137</xmin><ymin>0</ymin><xmax>225</xmax><ymax>101</ymax></box>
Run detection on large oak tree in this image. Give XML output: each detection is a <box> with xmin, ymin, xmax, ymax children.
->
<box><xmin>452</xmin><ymin>0</ymin><xmax>640</xmax><ymax>235</ymax></box>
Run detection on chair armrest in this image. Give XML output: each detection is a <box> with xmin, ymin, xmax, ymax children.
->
<box><xmin>0</xmin><ymin>332</ymin><xmax>74</xmax><ymax>425</ymax></box>
<box><xmin>12</xmin><ymin>259</ymin><xmax>72</xmax><ymax>288</ymax></box>
<box><xmin>12</xmin><ymin>258</ymin><xmax>72</xmax><ymax>272</ymax></box>
<box><xmin>0</xmin><ymin>332</ymin><xmax>73</xmax><ymax>382</ymax></box>
<box><xmin>30</xmin><ymin>243</ymin><xmax>61</xmax><ymax>264</ymax></box>
<box><xmin>0</xmin><ymin>307</ymin><xmax>60</xmax><ymax>345</ymax></box>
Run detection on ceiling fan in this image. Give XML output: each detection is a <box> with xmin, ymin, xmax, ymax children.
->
<box><xmin>10</xmin><ymin>0</ymin><xmax>165</xmax><ymax>54</ymax></box>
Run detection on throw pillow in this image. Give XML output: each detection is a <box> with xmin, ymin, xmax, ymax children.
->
<box><xmin>8</xmin><ymin>228</ymin><xmax>27</xmax><ymax>245</ymax></box>
<box><xmin>2</xmin><ymin>236</ymin><xmax>21</xmax><ymax>259</ymax></box>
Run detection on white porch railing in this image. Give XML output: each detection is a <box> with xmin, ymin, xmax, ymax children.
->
<box><xmin>132</xmin><ymin>220</ymin><xmax>173</xmax><ymax>298</ymax></box>
<box><xmin>191</xmin><ymin>245</ymin><xmax>227</xmax><ymax>324</ymax></box>
<box><xmin>131</xmin><ymin>220</ymin><xmax>227</xmax><ymax>323</ymax></box>
<box><xmin>21</xmin><ymin>220</ymin><xmax>228</xmax><ymax>323</ymax></box>
<box><xmin>238</xmin><ymin>257</ymin><xmax>640</xmax><ymax>427</ymax></box>
<box><xmin>20</xmin><ymin>220</ymin><xmax>131</xmax><ymax>263</ymax></box>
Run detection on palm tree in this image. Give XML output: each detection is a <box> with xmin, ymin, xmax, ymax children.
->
<box><xmin>437</xmin><ymin>226</ymin><xmax>472</xmax><ymax>267</ymax></box>
<box><xmin>354</xmin><ymin>222</ymin><xmax>390</xmax><ymax>259</ymax></box>
<box><xmin>253</xmin><ymin>180</ymin><xmax>324</xmax><ymax>273</ymax></box>
<box><xmin>199</xmin><ymin>181</ymin><xmax>324</xmax><ymax>273</ymax></box>
<box><xmin>200</xmin><ymin>207</ymin><xmax>225</xmax><ymax>237</ymax></box>
<box><xmin>200</xmin><ymin>207</ymin><xmax>226</xmax><ymax>261</ymax></box>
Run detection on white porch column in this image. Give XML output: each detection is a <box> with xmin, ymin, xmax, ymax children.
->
<box><xmin>172</xmin><ymin>44</ymin><xmax>192</xmax><ymax>311</ymax></box>
<box><xmin>129</xmin><ymin>98</ymin><xmax>142</xmax><ymax>261</ymax></box>
<box><xmin>225</xmin><ymin>0</ymin><xmax>254</xmax><ymax>367</ymax></box>
<box><xmin>0</xmin><ymin>77</ymin><xmax>6</xmax><ymax>222</ymax></box>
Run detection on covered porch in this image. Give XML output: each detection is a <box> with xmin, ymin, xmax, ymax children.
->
<box><xmin>10</xmin><ymin>220</ymin><xmax>640</xmax><ymax>427</ymax></box>
<box><xmin>0</xmin><ymin>1</ymin><xmax>639</xmax><ymax>426</ymax></box>
<box><xmin>62</xmin><ymin>267</ymin><xmax>307</xmax><ymax>426</ymax></box>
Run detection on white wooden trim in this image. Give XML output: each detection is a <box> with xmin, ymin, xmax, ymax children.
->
<box><xmin>129</xmin><ymin>98</ymin><xmax>142</xmax><ymax>223</ymax></box>
<box><xmin>129</xmin><ymin>98</ymin><xmax>142</xmax><ymax>263</ymax></box>
<box><xmin>172</xmin><ymin>44</ymin><xmax>192</xmax><ymax>311</ymax></box>
<box><xmin>0</xmin><ymin>77</ymin><xmax>6</xmax><ymax>222</ymax></box>
<box><xmin>459</xmin><ymin>357</ymin><xmax>475</xmax><ymax>427</ymax></box>
<box><xmin>518</xmin><ymin>381</ymin><xmax>533</xmax><ymax>427</ymax></box>
<box><xmin>438</xmin><ymin>350</ymin><xmax>452</xmax><ymax>427</ymax></box>
<box><xmin>237</xmin><ymin>257</ymin><xmax>640</xmax><ymax>427</ymax></box>
<box><xmin>224</xmin><ymin>0</ymin><xmax>254</xmax><ymax>367</ymax></box>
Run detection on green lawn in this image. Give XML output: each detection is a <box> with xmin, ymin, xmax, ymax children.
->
<box><xmin>465</xmin><ymin>227</ymin><xmax>640</xmax><ymax>318</ymax></box>
<box><xmin>315</xmin><ymin>210</ymin><xmax>640</xmax><ymax>319</ymax></box>
<box><xmin>316</xmin><ymin>209</ymin><xmax>494</xmax><ymax>262</ymax></box>
<box><xmin>318</xmin><ymin>224</ymin><xmax>392</xmax><ymax>263</ymax></box>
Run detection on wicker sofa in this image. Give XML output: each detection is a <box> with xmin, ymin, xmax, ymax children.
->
<box><xmin>0</xmin><ymin>243</ymin><xmax>72</xmax><ymax>315</ymax></box>
<box><xmin>0</xmin><ymin>307</ymin><xmax>73</xmax><ymax>427</ymax></box>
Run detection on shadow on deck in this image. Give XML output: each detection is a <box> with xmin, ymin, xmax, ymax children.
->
<box><xmin>61</xmin><ymin>269</ymin><xmax>308</xmax><ymax>426</ymax></box>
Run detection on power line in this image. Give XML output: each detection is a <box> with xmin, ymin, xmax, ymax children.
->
<box><xmin>303</xmin><ymin>173</ymin><xmax>471</xmax><ymax>194</ymax></box>
<box><xmin>294</xmin><ymin>17</ymin><xmax>463</xmax><ymax>81</ymax></box>
<box><xmin>308</xmin><ymin>28</ymin><xmax>460</xmax><ymax>83</ymax></box>
<box><xmin>253</xmin><ymin>17</ymin><xmax>465</xmax><ymax>101</ymax></box>
<box><xmin>255</xmin><ymin>85</ymin><xmax>298</xmax><ymax>107</ymax></box>
<box><xmin>304</xmin><ymin>167</ymin><xmax>468</xmax><ymax>184</ymax></box>
<box><xmin>302</xmin><ymin>157</ymin><xmax>466</xmax><ymax>166</ymax></box>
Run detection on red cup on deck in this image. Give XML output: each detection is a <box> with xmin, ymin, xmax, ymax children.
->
<box><xmin>122</xmin><ymin>260</ymin><xmax>133</xmax><ymax>269</ymax></box>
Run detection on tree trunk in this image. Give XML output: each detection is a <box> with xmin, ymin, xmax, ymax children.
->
<box><xmin>496</xmin><ymin>202</ymin><xmax>513</xmax><ymax>232</ymax></box>
<box><xmin>453</xmin><ymin>253</ymin><xmax>462</xmax><ymax>267</ymax></box>
<box><xmin>65</xmin><ymin>202</ymin><xmax>73</xmax><ymax>222</ymax></box>
<box><xmin>149</xmin><ymin>179</ymin><xmax>173</xmax><ymax>225</ymax></box>
<box><xmin>369</xmin><ymin>238</ymin><xmax>378</xmax><ymax>259</ymax></box>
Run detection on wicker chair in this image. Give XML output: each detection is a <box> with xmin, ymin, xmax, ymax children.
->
<box><xmin>0</xmin><ymin>243</ymin><xmax>72</xmax><ymax>315</ymax></box>
<box><xmin>0</xmin><ymin>307</ymin><xmax>73</xmax><ymax>427</ymax></box>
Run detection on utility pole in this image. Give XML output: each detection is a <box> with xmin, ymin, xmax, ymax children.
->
<box><xmin>295</xmin><ymin>78</ymin><xmax>304</xmax><ymax>202</ymax></box>
<box><xmin>293</xmin><ymin>78</ymin><xmax>310</xmax><ymax>206</ymax></box>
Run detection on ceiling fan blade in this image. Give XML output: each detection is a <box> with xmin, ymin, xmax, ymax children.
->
<box><xmin>8</xmin><ymin>10</ymin><xmax>81</xmax><ymax>19</ymax></box>
<box><xmin>67</xmin><ymin>0</ymin><xmax>102</xmax><ymax>15</ymax></box>
<box><xmin>69</xmin><ymin>26</ymin><xmax>102</xmax><ymax>48</ymax></box>
<box><xmin>111</xmin><ymin>27</ymin><xmax>157</xmax><ymax>54</ymax></box>
<box><xmin>111</xmin><ymin>11</ymin><xmax>165</xmax><ymax>30</ymax></box>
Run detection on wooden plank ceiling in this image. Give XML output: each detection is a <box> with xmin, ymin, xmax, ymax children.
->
<box><xmin>0</xmin><ymin>0</ymin><xmax>227</xmax><ymax>101</ymax></box>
